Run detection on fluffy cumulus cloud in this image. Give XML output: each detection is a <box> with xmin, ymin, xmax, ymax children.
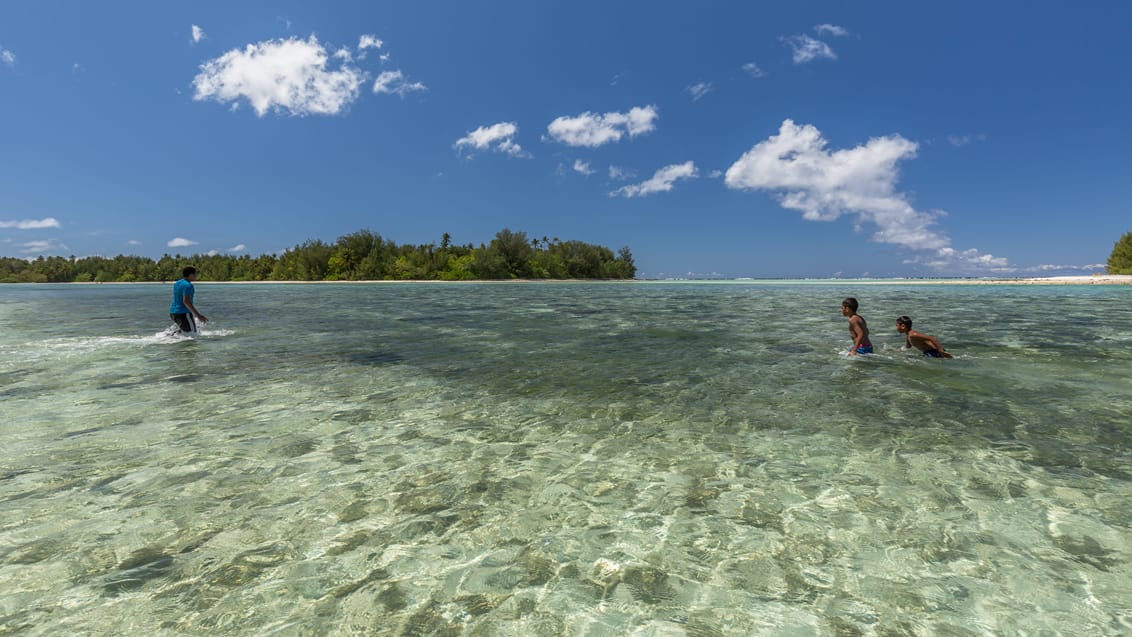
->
<box><xmin>546</xmin><ymin>105</ymin><xmax>658</xmax><ymax>148</ymax></box>
<box><xmin>611</xmin><ymin>161</ymin><xmax>697</xmax><ymax>198</ymax></box>
<box><xmin>0</xmin><ymin>217</ymin><xmax>61</xmax><ymax>229</ymax></box>
<box><xmin>1</xmin><ymin>48</ymin><xmax>15</xmax><ymax>66</ymax></box>
<box><xmin>783</xmin><ymin>34</ymin><xmax>836</xmax><ymax>64</ymax></box>
<box><xmin>193</xmin><ymin>36</ymin><xmax>365</xmax><ymax>116</ymax></box>
<box><xmin>358</xmin><ymin>34</ymin><xmax>383</xmax><ymax>54</ymax></box>
<box><xmin>167</xmin><ymin>237</ymin><xmax>198</xmax><ymax>248</ymax></box>
<box><xmin>453</xmin><ymin>122</ymin><xmax>526</xmax><ymax>157</ymax></box>
<box><xmin>228</xmin><ymin>244</ymin><xmax>247</xmax><ymax>253</ymax></box>
<box><xmin>191</xmin><ymin>25</ymin><xmax>206</xmax><ymax>44</ymax></box>
<box><xmin>725</xmin><ymin>120</ymin><xmax>1007</xmax><ymax>271</ymax></box>
<box><xmin>573</xmin><ymin>160</ymin><xmax>594</xmax><ymax>175</ymax></box>
<box><xmin>372</xmin><ymin>69</ymin><xmax>426</xmax><ymax>97</ymax></box>
<box><xmin>686</xmin><ymin>81</ymin><xmax>713</xmax><ymax>101</ymax></box>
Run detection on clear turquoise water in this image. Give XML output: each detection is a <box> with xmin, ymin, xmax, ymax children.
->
<box><xmin>2</xmin><ymin>282</ymin><xmax>1130</xmax><ymax>636</ymax></box>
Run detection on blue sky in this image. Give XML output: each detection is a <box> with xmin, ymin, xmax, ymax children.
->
<box><xmin>2</xmin><ymin>1</ymin><xmax>1129</xmax><ymax>278</ymax></box>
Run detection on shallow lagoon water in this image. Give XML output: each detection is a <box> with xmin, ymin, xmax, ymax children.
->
<box><xmin>2</xmin><ymin>281</ymin><xmax>1130</xmax><ymax>636</ymax></box>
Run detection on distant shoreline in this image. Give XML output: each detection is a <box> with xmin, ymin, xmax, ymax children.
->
<box><xmin>10</xmin><ymin>274</ymin><xmax>1131</xmax><ymax>285</ymax></box>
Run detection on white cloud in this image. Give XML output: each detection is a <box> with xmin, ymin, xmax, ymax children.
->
<box><xmin>686</xmin><ymin>81</ymin><xmax>713</xmax><ymax>101</ymax></box>
<box><xmin>783</xmin><ymin>34</ymin><xmax>837</xmax><ymax>64</ymax></box>
<box><xmin>947</xmin><ymin>133</ymin><xmax>986</xmax><ymax>147</ymax></box>
<box><xmin>228</xmin><ymin>244</ymin><xmax>247</xmax><ymax>252</ymax></box>
<box><xmin>0</xmin><ymin>217</ymin><xmax>61</xmax><ymax>229</ymax></box>
<box><xmin>20</xmin><ymin>240</ymin><xmax>67</xmax><ymax>254</ymax></box>
<box><xmin>611</xmin><ymin>161</ymin><xmax>697</xmax><ymax>198</ymax></box>
<box><xmin>358</xmin><ymin>35</ymin><xmax>383</xmax><ymax>54</ymax></box>
<box><xmin>167</xmin><ymin>237</ymin><xmax>198</xmax><ymax>248</ymax></box>
<box><xmin>608</xmin><ymin>165</ymin><xmax>633</xmax><ymax>180</ymax></box>
<box><xmin>127</xmin><ymin>240</ymin><xmax>142</xmax><ymax>246</ymax></box>
<box><xmin>707</xmin><ymin>169</ymin><xmax>723</xmax><ymax>179</ymax></box>
<box><xmin>725</xmin><ymin>119</ymin><xmax>1007</xmax><ymax>271</ymax></box>
<box><xmin>1029</xmin><ymin>263</ymin><xmax>1106</xmax><ymax>272</ymax></box>
<box><xmin>191</xmin><ymin>24</ymin><xmax>206</xmax><ymax>44</ymax></box>
<box><xmin>1</xmin><ymin>49</ymin><xmax>15</xmax><ymax>66</ymax></box>
<box><xmin>193</xmin><ymin>35</ymin><xmax>365</xmax><ymax>117</ymax></box>
<box><xmin>453</xmin><ymin>121</ymin><xmax>527</xmax><ymax>157</ymax></box>
<box><xmin>573</xmin><ymin>159</ymin><xmax>594</xmax><ymax>175</ymax></box>
<box><xmin>546</xmin><ymin>105</ymin><xmax>659</xmax><ymax>147</ymax></box>
<box><xmin>815</xmin><ymin>24</ymin><xmax>850</xmax><ymax>37</ymax></box>
<box><xmin>742</xmin><ymin>62</ymin><xmax>766</xmax><ymax>78</ymax></box>
<box><xmin>206</xmin><ymin>249</ymin><xmax>220</xmax><ymax>257</ymax></box>
<box><xmin>372</xmin><ymin>69</ymin><xmax>426</xmax><ymax>97</ymax></box>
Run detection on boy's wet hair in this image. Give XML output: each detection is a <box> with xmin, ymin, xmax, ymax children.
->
<box><xmin>182</xmin><ymin>266</ymin><xmax>197</xmax><ymax>278</ymax></box>
<box><xmin>841</xmin><ymin>297</ymin><xmax>859</xmax><ymax>312</ymax></box>
<box><xmin>896</xmin><ymin>316</ymin><xmax>913</xmax><ymax>328</ymax></box>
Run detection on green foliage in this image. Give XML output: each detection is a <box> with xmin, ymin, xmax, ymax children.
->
<box><xmin>1108</xmin><ymin>230</ymin><xmax>1132</xmax><ymax>275</ymax></box>
<box><xmin>0</xmin><ymin>229</ymin><xmax>636</xmax><ymax>282</ymax></box>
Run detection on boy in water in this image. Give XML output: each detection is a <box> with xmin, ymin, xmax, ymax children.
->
<box><xmin>896</xmin><ymin>316</ymin><xmax>953</xmax><ymax>358</ymax></box>
<box><xmin>170</xmin><ymin>266</ymin><xmax>208</xmax><ymax>333</ymax></box>
<box><xmin>841</xmin><ymin>297</ymin><xmax>873</xmax><ymax>355</ymax></box>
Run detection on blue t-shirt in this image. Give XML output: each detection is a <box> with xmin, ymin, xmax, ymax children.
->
<box><xmin>170</xmin><ymin>279</ymin><xmax>195</xmax><ymax>314</ymax></box>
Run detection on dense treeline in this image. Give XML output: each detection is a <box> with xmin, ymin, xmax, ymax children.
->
<box><xmin>0</xmin><ymin>229</ymin><xmax>636</xmax><ymax>283</ymax></box>
<box><xmin>1109</xmin><ymin>229</ymin><xmax>1132</xmax><ymax>275</ymax></box>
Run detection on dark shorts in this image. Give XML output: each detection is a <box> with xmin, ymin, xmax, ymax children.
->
<box><xmin>922</xmin><ymin>348</ymin><xmax>944</xmax><ymax>358</ymax></box>
<box><xmin>855</xmin><ymin>343</ymin><xmax>874</xmax><ymax>355</ymax></box>
<box><xmin>170</xmin><ymin>313</ymin><xmax>197</xmax><ymax>333</ymax></box>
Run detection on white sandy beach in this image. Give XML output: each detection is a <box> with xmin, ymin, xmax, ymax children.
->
<box><xmin>934</xmin><ymin>274</ymin><xmax>1132</xmax><ymax>285</ymax></box>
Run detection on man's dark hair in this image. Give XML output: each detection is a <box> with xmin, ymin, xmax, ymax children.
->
<box><xmin>182</xmin><ymin>266</ymin><xmax>197</xmax><ymax>278</ymax></box>
<box><xmin>896</xmin><ymin>316</ymin><xmax>913</xmax><ymax>328</ymax></box>
<box><xmin>841</xmin><ymin>297</ymin><xmax>859</xmax><ymax>312</ymax></box>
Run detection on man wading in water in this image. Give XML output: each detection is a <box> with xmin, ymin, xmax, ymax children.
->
<box><xmin>170</xmin><ymin>266</ymin><xmax>208</xmax><ymax>334</ymax></box>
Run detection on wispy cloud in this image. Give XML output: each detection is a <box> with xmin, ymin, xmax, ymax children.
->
<box><xmin>686</xmin><ymin>81</ymin><xmax>713</xmax><ymax>101</ymax></box>
<box><xmin>454</xmin><ymin>121</ymin><xmax>527</xmax><ymax>157</ymax></box>
<box><xmin>725</xmin><ymin>119</ymin><xmax>1007</xmax><ymax>271</ymax></box>
<box><xmin>228</xmin><ymin>244</ymin><xmax>247</xmax><ymax>252</ymax></box>
<box><xmin>20</xmin><ymin>239</ymin><xmax>68</xmax><ymax>254</ymax></box>
<box><xmin>742</xmin><ymin>62</ymin><xmax>766</xmax><ymax>78</ymax></box>
<box><xmin>191</xmin><ymin>24</ymin><xmax>206</xmax><ymax>44</ymax></box>
<box><xmin>611</xmin><ymin>161</ymin><xmax>697</xmax><ymax>198</ymax></box>
<box><xmin>167</xmin><ymin>237</ymin><xmax>198</xmax><ymax>248</ymax></box>
<box><xmin>947</xmin><ymin>133</ymin><xmax>986</xmax><ymax>147</ymax></box>
<box><xmin>193</xmin><ymin>35</ymin><xmax>365</xmax><ymax>116</ymax></box>
<box><xmin>546</xmin><ymin>105</ymin><xmax>659</xmax><ymax>148</ymax></box>
<box><xmin>0</xmin><ymin>217</ymin><xmax>61</xmax><ymax>229</ymax></box>
<box><xmin>783</xmin><ymin>34</ymin><xmax>837</xmax><ymax>64</ymax></box>
<box><xmin>1</xmin><ymin>48</ymin><xmax>15</xmax><ymax>66</ymax></box>
<box><xmin>127</xmin><ymin>240</ymin><xmax>142</xmax><ymax>246</ymax></box>
<box><xmin>372</xmin><ymin>69</ymin><xmax>426</xmax><ymax>97</ymax></box>
<box><xmin>814</xmin><ymin>24</ymin><xmax>850</xmax><ymax>37</ymax></box>
<box><xmin>573</xmin><ymin>160</ymin><xmax>594</xmax><ymax>175</ymax></box>
<box><xmin>608</xmin><ymin>165</ymin><xmax>633</xmax><ymax>181</ymax></box>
